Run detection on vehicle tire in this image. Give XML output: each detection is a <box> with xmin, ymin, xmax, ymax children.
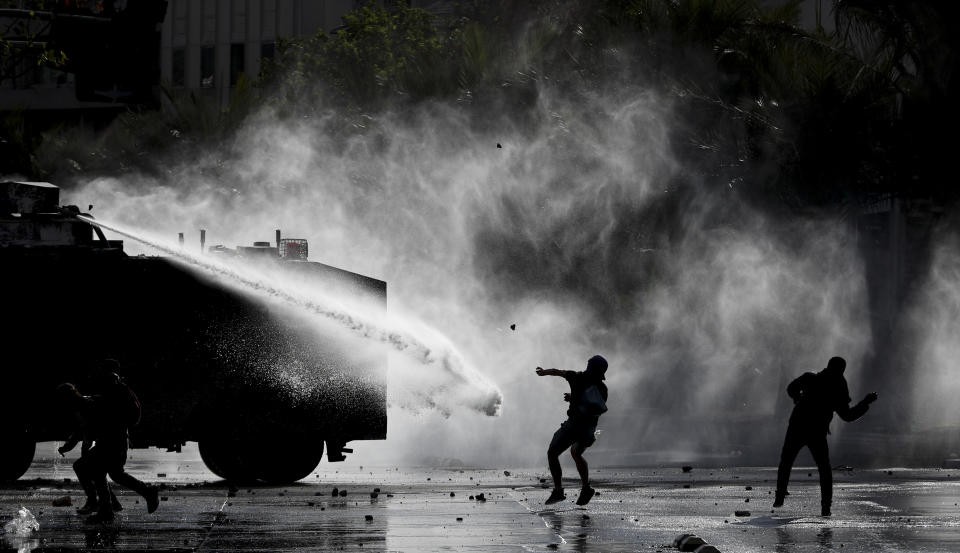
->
<box><xmin>0</xmin><ymin>430</ymin><xmax>35</xmax><ymax>481</ymax></box>
<box><xmin>199</xmin><ymin>436</ymin><xmax>323</xmax><ymax>484</ymax></box>
<box><xmin>199</xmin><ymin>438</ymin><xmax>257</xmax><ymax>483</ymax></box>
<box><xmin>254</xmin><ymin>440</ymin><xmax>324</xmax><ymax>484</ymax></box>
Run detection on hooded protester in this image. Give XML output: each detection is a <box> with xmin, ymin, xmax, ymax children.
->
<box><xmin>535</xmin><ymin>355</ymin><xmax>609</xmax><ymax>506</ymax></box>
<box><xmin>774</xmin><ymin>356</ymin><xmax>878</xmax><ymax>516</ymax></box>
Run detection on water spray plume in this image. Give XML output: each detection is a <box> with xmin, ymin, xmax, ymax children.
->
<box><xmin>62</xmin><ymin>53</ymin><xmax>888</xmax><ymax>465</ymax></box>
<box><xmin>78</xmin><ymin>215</ymin><xmax>503</xmax><ymax>417</ymax></box>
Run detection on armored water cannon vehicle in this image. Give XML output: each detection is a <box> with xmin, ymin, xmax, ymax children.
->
<box><xmin>0</xmin><ymin>181</ymin><xmax>387</xmax><ymax>483</ymax></box>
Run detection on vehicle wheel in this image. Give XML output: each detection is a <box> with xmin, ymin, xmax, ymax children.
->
<box><xmin>254</xmin><ymin>440</ymin><xmax>324</xmax><ymax>484</ymax></box>
<box><xmin>199</xmin><ymin>436</ymin><xmax>322</xmax><ymax>484</ymax></box>
<box><xmin>0</xmin><ymin>430</ymin><xmax>35</xmax><ymax>481</ymax></box>
<box><xmin>199</xmin><ymin>438</ymin><xmax>257</xmax><ymax>483</ymax></box>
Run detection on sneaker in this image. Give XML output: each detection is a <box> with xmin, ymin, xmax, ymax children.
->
<box><xmin>544</xmin><ymin>488</ymin><xmax>566</xmax><ymax>505</ymax></box>
<box><xmin>773</xmin><ymin>491</ymin><xmax>787</xmax><ymax>508</ymax></box>
<box><xmin>145</xmin><ymin>486</ymin><xmax>160</xmax><ymax>514</ymax></box>
<box><xmin>85</xmin><ymin>510</ymin><xmax>115</xmax><ymax>524</ymax></box>
<box><xmin>76</xmin><ymin>499</ymin><xmax>99</xmax><ymax>515</ymax></box>
<box><xmin>110</xmin><ymin>493</ymin><xmax>123</xmax><ymax>512</ymax></box>
<box><xmin>575</xmin><ymin>486</ymin><xmax>595</xmax><ymax>506</ymax></box>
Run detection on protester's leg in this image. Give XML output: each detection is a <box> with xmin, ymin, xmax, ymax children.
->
<box><xmin>74</xmin><ymin>453</ymin><xmax>122</xmax><ymax>511</ymax></box>
<box><xmin>570</xmin><ymin>424</ymin><xmax>596</xmax><ymax>489</ymax></box>
<box><xmin>87</xmin><ymin>447</ymin><xmax>114</xmax><ymax>521</ymax></box>
<box><xmin>570</xmin><ymin>445</ymin><xmax>589</xmax><ymax>488</ymax></box>
<box><xmin>808</xmin><ymin>433</ymin><xmax>832</xmax><ymax>515</ymax></box>
<box><xmin>102</xmin><ymin>440</ymin><xmax>159</xmax><ymax>512</ymax></box>
<box><xmin>108</xmin><ymin>468</ymin><xmax>150</xmax><ymax>495</ymax></box>
<box><xmin>91</xmin><ymin>473</ymin><xmax>112</xmax><ymax>519</ymax></box>
<box><xmin>73</xmin><ymin>457</ymin><xmax>98</xmax><ymax>504</ymax></box>
<box><xmin>775</xmin><ymin>425</ymin><xmax>805</xmax><ymax>505</ymax></box>
<box><xmin>571</xmin><ymin>440</ymin><xmax>598</xmax><ymax>506</ymax></box>
<box><xmin>109</xmin><ymin>489</ymin><xmax>123</xmax><ymax>511</ymax></box>
<box><xmin>548</xmin><ymin>423</ymin><xmax>573</xmax><ymax>488</ymax></box>
<box><xmin>546</xmin><ymin>422</ymin><xmax>575</xmax><ymax>503</ymax></box>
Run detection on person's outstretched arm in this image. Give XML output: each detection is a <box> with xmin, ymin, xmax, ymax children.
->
<box><xmin>837</xmin><ymin>392</ymin><xmax>879</xmax><ymax>422</ymax></box>
<box><xmin>536</xmin><ymin>367</ymin><xmax>576</xmax><ymax>378</ymax></box>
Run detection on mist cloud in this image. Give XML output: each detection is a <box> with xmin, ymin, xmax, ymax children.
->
<box><xmin>56</xmin><ymin>40</ymin><xmax>889</xmax><ymax>466</ymax></box>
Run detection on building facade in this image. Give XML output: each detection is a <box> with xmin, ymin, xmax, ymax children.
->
<box><xmin>159</xmin><ymin>0</ymin><xmax>359</xmax><ymax>108</ymax></box>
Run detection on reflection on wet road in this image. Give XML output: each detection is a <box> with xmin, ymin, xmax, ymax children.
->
<box><xmin>3</xmin><ymin>453</ymin><xmax>960</xmax><ymax>552</ymax></box>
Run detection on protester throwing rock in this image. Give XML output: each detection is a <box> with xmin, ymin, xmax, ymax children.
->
<box><xmin>536</xmin><ymin>355</ymin><xmax>609</xmax><ymax>506</ymax></box>
<box><xmin>773</xmin><ymin>356</ymin><xmax>878</xmax><ymax>516</ymax></box>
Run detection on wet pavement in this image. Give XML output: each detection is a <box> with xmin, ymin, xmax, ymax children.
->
<box><xmin>3</xmin><ymin>450</ymin><xmax>960</xmax><ymax>552</ymax></box>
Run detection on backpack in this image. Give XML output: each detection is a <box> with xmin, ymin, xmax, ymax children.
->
<box><xmin>117</xmin><ymin>383</ymin><xmax>141</xmax><ymax>427</ymax></box>
<box><xmin>577</xmin><ymin>384</ymin><xmax>608</xmax><ymax>417</ymax></box>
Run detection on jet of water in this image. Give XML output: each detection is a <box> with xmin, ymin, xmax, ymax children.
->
<box><xmin>78</xmin><ymin>215</ymin><xmax>503</xmax><ymax>416</ymax></box>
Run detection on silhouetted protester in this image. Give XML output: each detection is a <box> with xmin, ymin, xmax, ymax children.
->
<box><xmin>536</xmin><ymin>355</ymin><xmax>609</xmax><ymax>506</ymax></box>
<box><xmin>774</xmin><ymin>356</ymin><xmax>878</xmax><ymax>516</ymax></box>
<box><xmin>56</xmin><ymin>383</ymin><xmax>121</xmax><ymax>515</ymax></box>
<box><xmin>75</xmin><ymin>360</ymin><xmax>159</xmax><ymax>523</ymax></box>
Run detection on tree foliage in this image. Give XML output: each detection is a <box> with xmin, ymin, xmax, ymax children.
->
<box><xmin>0</xmin><ymin>1</ymin><xmax>68</xmax><ymax>86</ymax></box>
<box><xmin>262</xmin><ymin>5</ymin><xmax>458</xmax><ymax>111</ymax></box>
<box><xmin>11</xmin><ymin>0</ymin><xmax>959</xmax><ymax>211</ymax></box>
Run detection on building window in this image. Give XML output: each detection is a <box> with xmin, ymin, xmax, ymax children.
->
<box><xmin>230</xmin><ymin>43</ymin><xmax>244</xmax><ymax>86</ymax></box>
<box><xmin>261</xmin><ymin>42</ymin><xmax>275</xmax><ymax>61</ymax></box>
<box><xmin>172</xmin><ymin>48</ymin><xmax>185</xmax><ymax>87</ymax></box>
<box><xmin>200</xmin><ymin>46</ymin><xmax>215</xmax><ymax>88</ymax></box>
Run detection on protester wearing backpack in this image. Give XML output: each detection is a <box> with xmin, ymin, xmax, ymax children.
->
<box><xmin>81</xmin><ymin>360</ymin><xmax>160</xmax><ymax>523</ymax></box>
<box><xmin>535</xmin><ymin>355</ymin><xmax>609</xmax><ymax>506</ymax></box>
<box><xmin>56</xmin><ymin>383</ymin><xmax>123</xmax><ymax>516</ymax></box>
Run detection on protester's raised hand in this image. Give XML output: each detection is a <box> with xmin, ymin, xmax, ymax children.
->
<box><xmin>865</xmin><ymin>392</ymin><xmax>878</xmax><ymax>404</ymax></box>
<box><xmin>536</xmin><ymin>367</ymin><xmax>546</xmax><ymax>376</ymax></box>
